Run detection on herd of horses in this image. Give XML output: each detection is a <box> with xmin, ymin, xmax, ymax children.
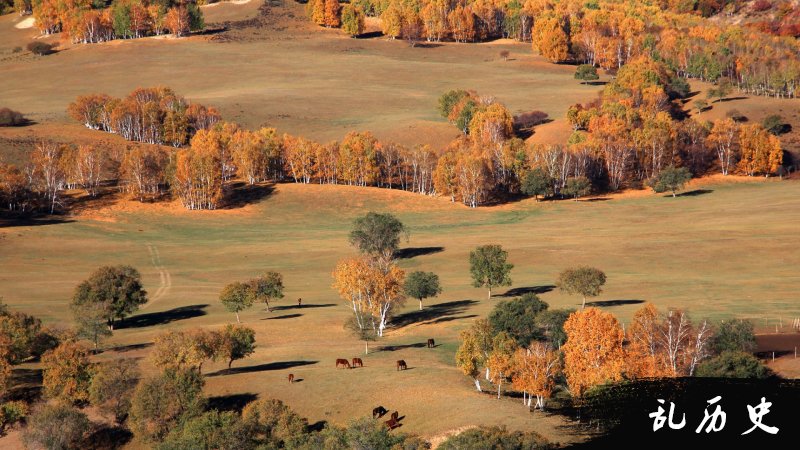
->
<box><xmin>285</xmin><ymin>338</ymin><xmax>437</xmax><ymax>429</ymax></box>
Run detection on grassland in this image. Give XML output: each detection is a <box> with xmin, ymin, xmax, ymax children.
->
<box><xmin>2</xmin><ymin>1</ymin><xmax>800</xmax><ymax>447</ymax></box>
<box><xmin>2</xmin><ymin>176</ymin><xmax>800</xmax><ymax>446</ymax></box>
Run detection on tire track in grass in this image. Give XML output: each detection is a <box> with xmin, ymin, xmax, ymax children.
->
<box><xmin>143</xmin><ymin>243</ymin><xmax>171</xmax><ymax>309</ymax></box>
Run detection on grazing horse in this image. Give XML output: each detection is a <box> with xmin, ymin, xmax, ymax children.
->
<box><xmin>396</xmin><ymin>360</ymin><xmax>407</xmax><ymax>371</ymax></box>
<box><xmin>385</xmin><ymin>418</ymin><xmax>399</xmax><ymax>430</ymax></box>
<box><xmin>372</xmin><ymin>406</ymin><xmax>388</xmax><ymax>419</ymax></box>
<box><xmin>352</xmin><ymin>357</ymin><xmax>363</xmax><ymax>368</ymax></box>
<box><xmin>427</xmin><ymin>338</ymin><xmax>435</xmax><ymax>348</ymax></box>
<box><xmin>288</xmin><ymin>373</ymin><xmax>295</xmax><ymax>383</ymax></box>
<box><xmin>336</xmin><ymin>358</ymin><xmax>351</xmax><ymax>369</ymax></box>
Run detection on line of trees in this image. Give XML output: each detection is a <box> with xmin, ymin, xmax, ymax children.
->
<box><xmin>1</xmin><ymin>70</ymin><xmax>786</xmax><ymax>215</ymax></box>
<box><xmin>304</xmin><ymin>0</ymin><xmax>800</xmax><ymax>98</ymax></box>
<box><xmin>456</xmin><ymin>301</ymin><xmax>771</xmax><ymax>408</ymax></box>
<box><xmin>22</xmin><ymin>0</ymin><xmax>204</xmax><ymax>42</ymax></box>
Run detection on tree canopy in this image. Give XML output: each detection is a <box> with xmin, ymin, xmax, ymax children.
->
<box><xmin>71</xmin><ymin>265</ymin><xmax>148</xmax><ymax>329</ymax></box>
<box><xmin>348</xmin><ymin>212</ymin><xmax>408</xmax><ymax>262</ymax></box>
<box><xmin>403</xmin><ymin>271</ymin><xmax>442</xmax><ymax>310</ymax></box>
<box><xmin>556</xmin><ymin>266</ymin><xmax>606</xmax><ymax>309</ymax></box>
<box><xmin>469</xmin><ymin>244</ymin><xmax>513</xmax><ymax>300</ymax></box>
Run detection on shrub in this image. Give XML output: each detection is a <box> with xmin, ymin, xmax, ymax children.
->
<box><xmin>22</xmin><ymin>403</ymin><xmax>90</xmax><ymax>450</ymax></box>
<box><xmin>26</xmin><ymin>42</ymin><xmax>55</xmax><ymax>56</ymax></box>
<box><xmin>129</xmin><ymin>368</ymin><xmax>205</xmax><ymax>442</ymax></box>
<box><xmin>695</xmin><ymin>351</ymin><xmax>772</xmax><ymax>378</ymax></box>
<box><xmin>712</xmin><ymin>319</ymin><xmax>756</xmax><ymax>354</ymax></box>
<box><xmin>438</xmin><ymin>426</ymin><xmax>550</xmax><ymax>450</ymax></box>
<box><xmin>726</xmin><ymin>109</ymin><xmax>747</xmax><ymax>122</ymax></box>
<box><xmin>762</xmin><ymin>114</ymin><xmax>788</xmax><ymax>135</ymax></box>
<box><xmin>0</xmin><ymin>107</ymin><xmax>26</xmax><ymax>127</ymax></box>
<box><xmin>0</xmin><ymin>401</ymin><xmax>29</xmax><ymax>435</ymax></box>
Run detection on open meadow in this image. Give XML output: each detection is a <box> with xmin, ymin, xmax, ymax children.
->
<box><xmin>2</xmin><ymin>176</ymin><xmax>800</xmax><ymax>446</ymax></box>
<box><xmin>2</xmin><ymin>0</ymin><xmax>800</xmax><ymax>447</ymax></box>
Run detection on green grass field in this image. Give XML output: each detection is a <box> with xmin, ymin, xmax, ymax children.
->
<box><xmin>2</xmin><ymin>177</ymin><xmax>799</xmax><ymax>445</ymax></box>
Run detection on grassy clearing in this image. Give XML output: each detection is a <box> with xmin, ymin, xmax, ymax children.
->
<box><xmin>1</xmin><ymin>177</ymin><xmax>799</xmax><ymax>445</ymax></box>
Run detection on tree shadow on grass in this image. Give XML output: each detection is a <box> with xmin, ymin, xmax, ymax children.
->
<box><xmin>222</xmin><ymin>182</ymin><xmax>275</xmax><ymax>209</ymax></box>
<box><xmin>271</xmin><ymin>303</ymin><xmax>336</xmax><ymax>311</ymax></box>
<box><xmin>379</xmin><ymin>343</ymin><xmax>427</xmax><ymax>352</ymax></box>
<box><xmin>207</xmin><ymin>393</ymin><xmax>259</xmax><ymax>413</ymax></box>
<box><xmin>394</xmin><ymin>246</ymin><xmax>445</xmax><ymax>259</ymax></box>
<box><xmin>118</xmin><ymin>304</ymin><xmax>208</xmax><ymax>329</ymax></box>
<box><xmin>85</xmin><ymin>425</ymin><xmax>133</xmax><ymax>450</ymax></box>
<box><xmin>496</xmin><ymin>285</ymin><xmax>556</xmax><ymax>298</ymax></box>
<box><xmin>585</xmin><ymin>299</ymin><xmax>645</xmax><ymax>307</ymax></box>
<box><xmin>0</xmin><ymin>213</ymin><xmax>75</xmax><ymax>228</ymax></box>
<box><xmin>262</xmin><ymin>313</ymin><xmax>302</xmax><ymax>320</ymax></box>
<box><xmin>391</xmin><ymin>300</ymin><xmax>477</xmax><ymax>328</ymax></box>
<box><xmin>207</xmin><ymin>360</ymin><xmax>319</xmax><ymax>377</ymax></box>
<box><xmin>6</xmin><ymin>368</ymin><xmax>42</xmax><ymax>403</ymax></box>
<box><xmin>108</xmin><ymin>342</ymin><xmax>153</xmax><ymax>353</ymax></box>
<box><xmin>675</xmin><ymin>189</ymin><xmax>713</xmax><ymax>197</ymax></box>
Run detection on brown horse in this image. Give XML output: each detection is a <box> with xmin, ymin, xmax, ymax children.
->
<box><xmin>352</xmin><ymin>357</ymin><xmax>363</xmax><ymax>368</ymax></box>
<box><xmin>336</xmin><ymin>358</ymin><xmax>351</xmax><ymax>369</ymax></box>
<box><xmin>385</xmin><ymin>418</ymin><xmax>399</xmax><ymax>430</ymax></box>
<box><xmin>396</xmin><ymin>360</ymin><xmax>407</xmax><ymax>371</ymax></box>
<box><xmin>288</xmin><ymin>373</ymin><xmax>295</xmax><ymax>383</ymax></box>
<box><xmin>427</xmin><ymin>338</ymin><xmax>435</xmax><ymax>348</ymax></box>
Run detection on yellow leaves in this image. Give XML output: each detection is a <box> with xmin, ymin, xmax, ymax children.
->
<box><xmin>533</xmin><ymin>15</ymin><xmax>569</xmax><ymax>63</ymax></box>
<box><xmin>562</xmin><ymin>307</ymin><xmax>625</xmax><ymax>398</ymax></box>
<box><xmin>331</xmin><ymin>256</ymin><xmax>406</xmax><ymax>335</ymax></box>
<box><xmin>511</xmin><ymin>342</ymin><xmax>561</xmax><ymax>400</ymax></box>
<box><xmin>737</xmin><ymin>124</ymin><xmax>782</xmax><ymax>176</ymax></box>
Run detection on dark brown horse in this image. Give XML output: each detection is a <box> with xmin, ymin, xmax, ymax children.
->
<box><xmin>352</xmin><ymin>357</ymin><xmax>363</xmax><ymax>368</ymax></box>
<box><xmin>427</xmin><ymin>338</ymin><xmax>435</xmax><ymax>348</ymax></box>
<box><xmin>396</xmin><ymin>360</ymin><xmax>407</xmax><ymax>371</ymax></box>
<box><xmin>288</xmin><ymin>373</ymin><xmax>295</xmax><ymax>383</ymax></box>
<box><xmin>336</xmin><ymin>358</ymin><xmax>351</xmax><ymax>369</ymax></box>
<box><xmin>372</xmin><ymin>406</ymin><xmax>388</xmax><ymax>419</ymax></box>
<box><xmin>385</xmin><ymin>417</ymin><xmax>399</xmax><ymax>430</ymax></box>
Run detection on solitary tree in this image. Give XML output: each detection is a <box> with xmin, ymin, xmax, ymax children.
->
<box><xmin>470</xmin><ymin>245</ymin><xmax>513</xmax><ymax>300</ymax></box>
<box><xmin>574</xmin><ymin>64</ymin><xmax>599</xmax><ymax>84</ymax></box>
<box><xmin>219</xmin><ymin>282</ymin><xmax>254</xmax><ymax>323</ymax></box>
<box><xmin>556</xmin><ymin>266</ymin><xmax>606</xmax><ymax>309</ymax></box>
<box><xmin>404</xmin><ymin>271</ymin><xmax>442</xmax><ymax>310</ymax></box>
<box><xmin>708</xmin><ymin>79</ymin><xmax>732</xmax><ymax>103</ymax></box>
<box><xmin>219</xmin><ymin>324</ymin><xmax>256</xmax><ymax>369</ymax></box>
<box><xmin>249</xmin><ymin>271</ymin><xmax>284</xmax><ymax>312</ymax></box>
<box><xmin>71</xmin><ymin>265</ymin><xmax>148</xmax><ymax>330</ymax></box>
<box><xmin>349</xmin><ymin>212</ymin><xmax>408</xmax><ymax>263</ymax></box>
<box><xmin>649</xmin><ymin>166</ymin><xmax>692</xmax><ymax>197</ymax></box>
<box><xmin>521</xmin><ymin>168</ymin><xmax>552</xmax><ymax>201</ymax></box>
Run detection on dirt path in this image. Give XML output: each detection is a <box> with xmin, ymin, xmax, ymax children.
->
<box><xmin>144</xmin><ymin>243</ymin><xmax>171</xmax><ymax>308</ymax></box>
